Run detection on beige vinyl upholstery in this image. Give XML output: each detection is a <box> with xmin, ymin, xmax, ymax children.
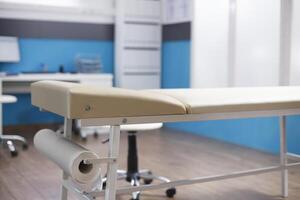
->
<box><xmin>31</xmin><ymin>81</ymin><xmax>187</xmax><ymax>119</ymax></box>
<box><xmin>31</xmin><ymin>81</ymin><xmax>300</xmax><ymax>119</ymax></box>
<box><xmin>150</xmin><ymin>87</ymin><xmax>300</xmax><ymax>114</ymax></box>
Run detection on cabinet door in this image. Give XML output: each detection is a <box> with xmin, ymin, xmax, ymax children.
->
<box><xmin>122</xmin><ymin>74</ymin><xmax>160</xmax><ymax>89</ymax></box>
<box><xmin>124</xmin><ymin>24</ymin><xmax>161</xmax><ymax>47</ymax></box>
<box><xmin>234</xmin><ymin>0</ymin><xmax>280</xmax><ymax>86</ymax></box>
<box><xmin>124</xmin><ymin>49</ymin><xmax>160</xmax><ymax>72</ymax></box>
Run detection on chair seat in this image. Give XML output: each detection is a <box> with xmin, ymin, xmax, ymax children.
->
<box><xmin>0</xmin><ymin>95</ymin><xmax>17</xmax><ymax>104</ymax></box>
<box><xmin>121</xmin><ymin>123</ymin><xmax>163</xmax><ymax>131</ymax></box>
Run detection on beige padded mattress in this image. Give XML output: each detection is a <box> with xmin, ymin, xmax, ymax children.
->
<box><xmin>31</xmin><ymin>81</ymin><xmax>300</xmax><ymax>119</ymax></box>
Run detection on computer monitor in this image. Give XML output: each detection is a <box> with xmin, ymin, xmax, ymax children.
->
<box><xmin>0</xmin><ymin>36</ymin><xmax>20</xmax><ymax>62</ymax></box>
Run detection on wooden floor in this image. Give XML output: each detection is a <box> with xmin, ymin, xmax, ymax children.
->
<box><xmin>0</xmin><ymin>127</ymin><xmax>299</xmax><ymax>200</ymax></box>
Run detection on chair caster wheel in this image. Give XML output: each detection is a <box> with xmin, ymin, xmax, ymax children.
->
<box><xmin>10</xmin><ymin>150</ymin><xmax>18</xmax><ymax>157</ymax></box>
<box><xmin>22</xmin><ymin>143</ymin><xmax>28</xmax><ymax>150</ymax></box>
<box><xmin>143</xmin><ymin>171</ymin><xmax>153</xmax><ymax>185</ymax></box>
<box><xmin>143</xmin><ymin>178</ymin><xmax>153</xmax><ymax>185</ymax></box>
<box><xmin>102</xmin><ymin>181</ymin><xmax>106</xmax><ymax>190</ymax></box>
<box><xmin>166</xmin><ymin>187</ymin><xmax>176</xmax><ymax>198</ymax></box>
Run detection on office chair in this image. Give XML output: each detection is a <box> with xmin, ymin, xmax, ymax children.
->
<box><xmin>102</xmin><ymin>123</ymin><xmax>176</xmax><ymax>200</ymax></box>
<box><xmin>0</xmin><ymin>95</ymin><xmax>28</xmax><ymax>156</ymax></box>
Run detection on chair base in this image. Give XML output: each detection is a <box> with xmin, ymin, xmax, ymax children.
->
<box><xmin>102</xmin><ymin>169</ymin><xmax>176</xmax><ymax>200</ymax></box>
<box><xmin>0</xmin><ymin>134</ymin><xmax>28</xmax><ymax>157</ymax></box>
<box><xmin>102</xmin><ymin>132</ymin><xmax>176</xmax><ymax>200</ymax></box>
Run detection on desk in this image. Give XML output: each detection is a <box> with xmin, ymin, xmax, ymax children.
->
<box><xmin>0</xmin><ymin>73</ymin><xmax>113</xmax><ymax>138</ymax></box>
<box><xmin>1</xmin><ymin>73</ymin><xmax>113</xmax><ymax>93</ymax></box>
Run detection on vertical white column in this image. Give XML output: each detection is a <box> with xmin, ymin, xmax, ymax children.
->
<box><xmin>60</xmin><ymin>118</ymin><xmax>72</xmax><ymax>200</ymax></box>
<box><xmin>105</xmin><ymin>125</ymin><xmax>121</xmax><ymax>200</ymax></box>
<box><xmin>191</xmin><ymin>0</ymin><xmax>229</xmax><ymax>88</ymax></box>
<box><xmin>227</xmin><ymin>0</ymin><xmax>237</xmax><ymax>87</ymax></box>
<box><xmin>234</xmin><ymin>0</ymin><xmax>281</xmax><ymax>87</ymax></box>
<box><xmin>288</xmin><ymin>0</ymin><xmax>300</xmax><ymax>85</ymax></box>
<box><xmin>115</xmin><ymin>0</ymin><xmax>125</xmax><ymax>88</ymax></box>
<box><xmin>280</xmin><ymin>0</ymin><xmax>293</xmax><ymax>86</ymax></box>
<box><xmin>280</xmin><ymin>116</ymin><xmax>288</xmax><ymax>198</ymax></box>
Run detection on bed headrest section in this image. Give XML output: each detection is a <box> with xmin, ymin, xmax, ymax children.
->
<box><xmin>31</xmin><ymin>81</ymin><xmax>187</xmax><ymax>119</ymax></box>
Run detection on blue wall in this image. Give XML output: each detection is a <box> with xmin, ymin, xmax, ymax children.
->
<box><xmin>162</xmin><ymin>41</ymin><xmax>190</xmax><ymax>88</ymax></box>
<box><xmin>0</xmin><ymin>38</ymin><xmax>114</xmax><ymax>125</ymax></box>
<box><xmin>162</xmin><ymin>40</ymin><xmax>300</xmax><ymax>154</ymax></box>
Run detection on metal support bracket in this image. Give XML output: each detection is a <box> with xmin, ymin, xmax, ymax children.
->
<box><xmin>84</xmin><ymin>157</ymin><xmax>117</xmax><ymax>165</ymax></box>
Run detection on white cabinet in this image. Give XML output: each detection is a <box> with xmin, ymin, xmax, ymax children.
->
<box><xmin>124</xmin><ymin>49</ymin><xmax>160</xmax><ymax>72</ymax></box>
<box><xmin>122</xmin><ymin>74</ymin><xmax>160</xmax><ymax>89</ymax></box>
<box><xmin>124</xmin><ymin>24</ymin><xmax>161</xmax><ymax>47</ymax></box>
<box><xmin>125</xmin><ymin>0</ymin><xmax>161</xmax><ymax>21</ymax></box>
<box><xmin>115</xmin><ymin>0</ymin><xmax>161</xmax><ymax>89</ymax></box>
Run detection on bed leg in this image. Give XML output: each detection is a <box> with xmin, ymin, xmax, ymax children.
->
<box><xmin>280</xmin><ymin>116</ymin><xmax>288</xmax><ymax>198</ymax></box>
<box><xmin>105</xmin><ymin>125</ymin><xmax>121</xmax><ymax>200</ymax></box>
<box><xmin>60</xmin><ymin>118</ymin><xmax>72</xmax><ymax>200</ymax></box>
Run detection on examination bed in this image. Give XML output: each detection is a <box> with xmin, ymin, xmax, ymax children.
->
<box><xmin>31</xmin><ymin>80</ymin><xmax>300</xmax><ymax>200</ymax></box>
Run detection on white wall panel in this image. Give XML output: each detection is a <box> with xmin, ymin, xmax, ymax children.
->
<box><xmin>191</xmin><ymin>0</ymin><xmax>229</xmax><ymax>88</ymax></box>
<box><xmin>234</xmin><ymin>0</ymin><xmax>280</xmax><ymax>86</ymax></box>
<box><xmin>289</xmin><ymin>1</ymin><xmax>300</xmax><ymax>85</ymax></box>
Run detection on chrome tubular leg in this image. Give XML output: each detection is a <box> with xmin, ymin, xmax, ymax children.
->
<box><xmin>102</xmin><ymin>172</ymin><xmax>127</xmax><ymax>184</ymax></box>
<box><xmin>280</xmin><ymin>116</ymin><xmax>288</xmax><ymax>198</ymax></box>
<box><xmin>6</xmin><ymin>140</ymin><xmax>17</xmax><ymax>156</ymax></box>
<box><xmin>61</xmin><ymin>118</ymin><xmax>72</xmax><ymax>200</ymax></box>
<box><xmin>131</xmin><ymin>177</ymin><xmax>140</xmax><ymax>200</ymax></box>
<box><xmin>105</xmin><ymin>125</ymin><xmax>121</xmax><ymax>200</ymax></box>
<box><xmin>1</xmin><ymin>135</ymin><xmax>27</xmax><ymax>144</ymax></box>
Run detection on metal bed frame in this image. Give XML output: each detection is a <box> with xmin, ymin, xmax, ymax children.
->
<box><xmin>59</xmin><ymin>108</ymin><xmax>300</xmax><ymax>200</ymax></box>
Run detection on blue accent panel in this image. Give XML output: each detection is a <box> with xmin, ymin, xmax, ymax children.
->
<box><xmin>0</xmin><ymin>38</ymin><xmax>113</xmax><ymax>125</ymax></box>
<box><xmin>167</xmin><ymin>117</ymin><xmax>300</xmax><ymax>155</ymax></box>
<box><xmin>0</xmin><ymin>38</ymin><xmax>114</xmax><ymax>73</ymax></box>
<box><xmin>162</xmin><ymin>41</ymin><xmax>190</xmax><ymax>88</ymax></box>
<box><xmin>286</xmin><ymin>116</ymin><xmax>300</xmax><ymax>154</ymax></box>
<box><xmin>162</xmin><ymin>40</ymin><xmax>300</xmax><ymax>154</ymax></box>
<box><xmin>166</xmin><ymin>118</ymin><xmax>280</xmax><ymax>154</ymax></box>
<box><xmin>3</xmin><ymin>94</ymin><xmax>63</xmax><ymax>125</ymax></box>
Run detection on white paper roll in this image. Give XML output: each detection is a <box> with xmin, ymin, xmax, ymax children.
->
<box><xmin>34</xmin><ymin>129</ymin><xmax>101</xmax><ymax>184</ymax></box>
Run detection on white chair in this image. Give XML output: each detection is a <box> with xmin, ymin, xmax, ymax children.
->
<box><xmin>102</xmin><ymin>123</ymin><xmax>176</xmax><ymax>200</ymax></box>
<box><xmin>0</xmin><ymin>95</ymin><xmax>27</xmax><ymax>156</ymax></box>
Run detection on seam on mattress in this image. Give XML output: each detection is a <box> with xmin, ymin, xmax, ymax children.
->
<box><xmin>146</xmin><ymin>91</ymin><xmax>190</xmax><ymax>114</ymax></box>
